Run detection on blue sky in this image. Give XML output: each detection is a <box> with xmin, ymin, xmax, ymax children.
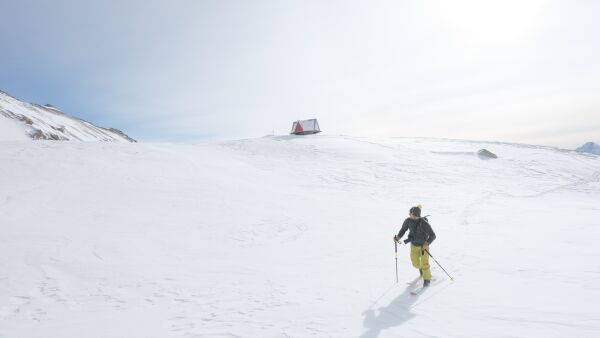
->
<box><xmin>1</xmin><ymin>0</ymin><xmax>599</xmax><ymax>147</ymax></box>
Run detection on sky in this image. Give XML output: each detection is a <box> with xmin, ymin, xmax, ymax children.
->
<box><xmin>0</xmin><ymin>0</ymin><xmax>599</xmax><ymax>147</ymax></box>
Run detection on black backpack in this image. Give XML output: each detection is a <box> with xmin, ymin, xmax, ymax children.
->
<box><xmin>403</xmin><ymin>215</ymin><xmax>430</xmax><ymax>244</ymax></box>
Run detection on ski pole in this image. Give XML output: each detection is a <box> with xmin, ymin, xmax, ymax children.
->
<box><xmin>424</xmin><ymin>249</ymin><xmax>454</xmax><ymax>281</ymax></box>
<box><xmin>394</xmin><ymin>241</ymin><xmax>398</xmax><ymax>283</ymax></box>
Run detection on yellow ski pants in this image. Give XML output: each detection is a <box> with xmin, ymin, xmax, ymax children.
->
<box><xmin>410</xmin><ymin>244</ymin><xmax>431</xmax><ymax>281</ymax></box>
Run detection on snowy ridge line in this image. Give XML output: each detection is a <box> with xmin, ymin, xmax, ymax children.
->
<box><xmin>0</xmin><ymin>90</ymin><xmax>135</xmax><ymax>142</ymax></box>
<box><xmin>285</xmin><ymin>133</ymin><xmax>583</xmax><ymax>156</ymax></box>
<box><xmin>576</xmin><ymin>142</ymin><xmax>600</xmax><ymax>155</ymax></box>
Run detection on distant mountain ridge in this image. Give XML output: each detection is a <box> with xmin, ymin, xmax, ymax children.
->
<box><xmin>0</xmin><ymin>90</ymin><xmax>135</xmax><ymax>142</ymax></box>
<box><xmin>576</xmin><ymin>142</ymin><xmax>600</xmax><ymax>155</ymax></box>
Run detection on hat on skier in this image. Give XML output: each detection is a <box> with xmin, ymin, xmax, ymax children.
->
<box><xmin>410</xmin><ymin>205</ymin><xmax>422</xmax><ymax>217</ymax></box>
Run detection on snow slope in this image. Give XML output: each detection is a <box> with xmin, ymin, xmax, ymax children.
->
<box><xmin>1</xmin><ymin>135</ymin><xmax>599</xmax><ymax>338</ymax></box>
<box><xmin>0</xmin><ymin>90</ymin><xmax>135</xmax><ymax>142</ymax></box>
<box><xmin>0</xmin><ymin>114</ymin><xmax>30</xmax><ymax>141</ymax></box>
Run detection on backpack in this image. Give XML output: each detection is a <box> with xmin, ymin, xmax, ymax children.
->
<box><xmin>403</xmin><ymin>215</ymin><xmax>431</xmax><ymax>244</ymax></box>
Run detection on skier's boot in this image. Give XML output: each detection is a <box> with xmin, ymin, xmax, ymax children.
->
<box><xmin>419</xmin><ymin>269</ymin><xmax>423</xmax><ymax>277</ymax></box>
<box><xmin>423</xmin><ymin>279</ymin><xmax>431</xmax><ymax>287</ymax></box>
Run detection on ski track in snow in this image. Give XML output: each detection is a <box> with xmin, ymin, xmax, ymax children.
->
<box><xmin>1</xmin><ymin>135</ymin><xmax>600</xmax><ymax>337</ymax></box>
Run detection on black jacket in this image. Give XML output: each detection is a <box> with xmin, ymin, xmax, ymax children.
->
<box><xmin>397</xmin><ymin>217</ymin><xmax>436</xmax><ymax>246</ymax></box>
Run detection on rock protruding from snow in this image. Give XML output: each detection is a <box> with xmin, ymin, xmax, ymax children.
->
<box><xmin>0</xmin><ymin>90</ymin><xmax>136</xmax><ymax>142</ymax></box>
<box><xmin>576</xmin><ymin>142</ymin><xmax>600</xmax><ymax>155</ymax></box>
<box><xmin>477</xmin><ymin>148</ymin><xmax>498</xmax><ymax>159</ymax></box>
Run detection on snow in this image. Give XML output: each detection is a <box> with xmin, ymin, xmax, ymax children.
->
<box><xmin>577</xmin><ymin>142</ymin><xmax>600</xmax><ymax>155</ymax></box>
<box><xmin>0</xmin><ymin>115</ymin><xmax>29</xmax><ymax>141</ymax></box>
<box><xmin>0</xmin><ymin>91</ymin><xmax>134</xmax><ymax>142</ymax></box>
<box><xmin>1</xmin><ymin>135</ymin><xmax>599</xmax><ymax>337</ymax></box>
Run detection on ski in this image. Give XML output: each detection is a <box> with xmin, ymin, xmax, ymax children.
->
<box><xmin>406</xmin><ymin>276</ymin><xmax>421</xmax><ymax>286</ymax></box>
<box><xmin>410</xmin><ymin>278</ymin><xmax>440</xmax><ymax>295</ymax></box>
<box><xmin>410</xmin><ymin>286</ymin><xmax>427</xmax><ymax>295</ymax></box>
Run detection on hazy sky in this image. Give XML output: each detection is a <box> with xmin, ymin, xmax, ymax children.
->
<box><xmin>1</xmin><ymin>0</ymin><xmax>599</xmax><ymax>147</ymax></box>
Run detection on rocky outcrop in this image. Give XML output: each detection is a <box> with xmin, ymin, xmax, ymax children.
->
<box><xmin>0</xmin><ymin>90</ymin><xmax>136</xmax><ymax>142</ymax></box>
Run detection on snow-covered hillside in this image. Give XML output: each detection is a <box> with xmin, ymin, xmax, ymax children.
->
<box><xmin>0</xmin><ymin>90</ymin><xmax>135</xmax><ymax>142</ymax></box>
<box><xmin>577</xmin><ymin>142</ymin><xmax>600</xmax><ymax>155</ymax></box>
<box><xmin>1</xmin><ymin>135</ymin><xmax>599</xmax><ymax>338</ymax></box>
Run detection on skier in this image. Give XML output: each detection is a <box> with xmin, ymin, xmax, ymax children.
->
<box><xmin>393</xmin><ymin>205</ymin><xmax>436</xmax><ymax>287</ymax></box>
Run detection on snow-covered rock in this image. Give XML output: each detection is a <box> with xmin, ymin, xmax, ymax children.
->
<box><xmin>0</xmin><ymin>90</ymin><xmax>135</xmax><ymax>142</ymax></box>
<box><xmin>0</xmin><ymin>136</ymin><xmax>599</xmax><ymax>337</ymax></box>
<box><xmin>576</xmin><ymin>142</ymin><xmax>600</xmax><ymax>155</ymax></box>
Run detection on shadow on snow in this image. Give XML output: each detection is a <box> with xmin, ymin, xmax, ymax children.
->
<box><xmin>360</xmin><ymin>285</ymin><xmax>422</xmax><ymax>338</ymax></box>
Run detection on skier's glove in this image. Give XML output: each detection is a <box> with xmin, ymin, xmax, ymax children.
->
<box><xmin>393</xmin><ymin>235</ymin><xmax>399</xmax><ymax>243</ymax></box>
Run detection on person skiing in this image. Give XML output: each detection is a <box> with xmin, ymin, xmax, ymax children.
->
<box><xmin>393</xmin><ymin>205</ymin><xmax>436</xmax><ymax>287</ymax></box>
